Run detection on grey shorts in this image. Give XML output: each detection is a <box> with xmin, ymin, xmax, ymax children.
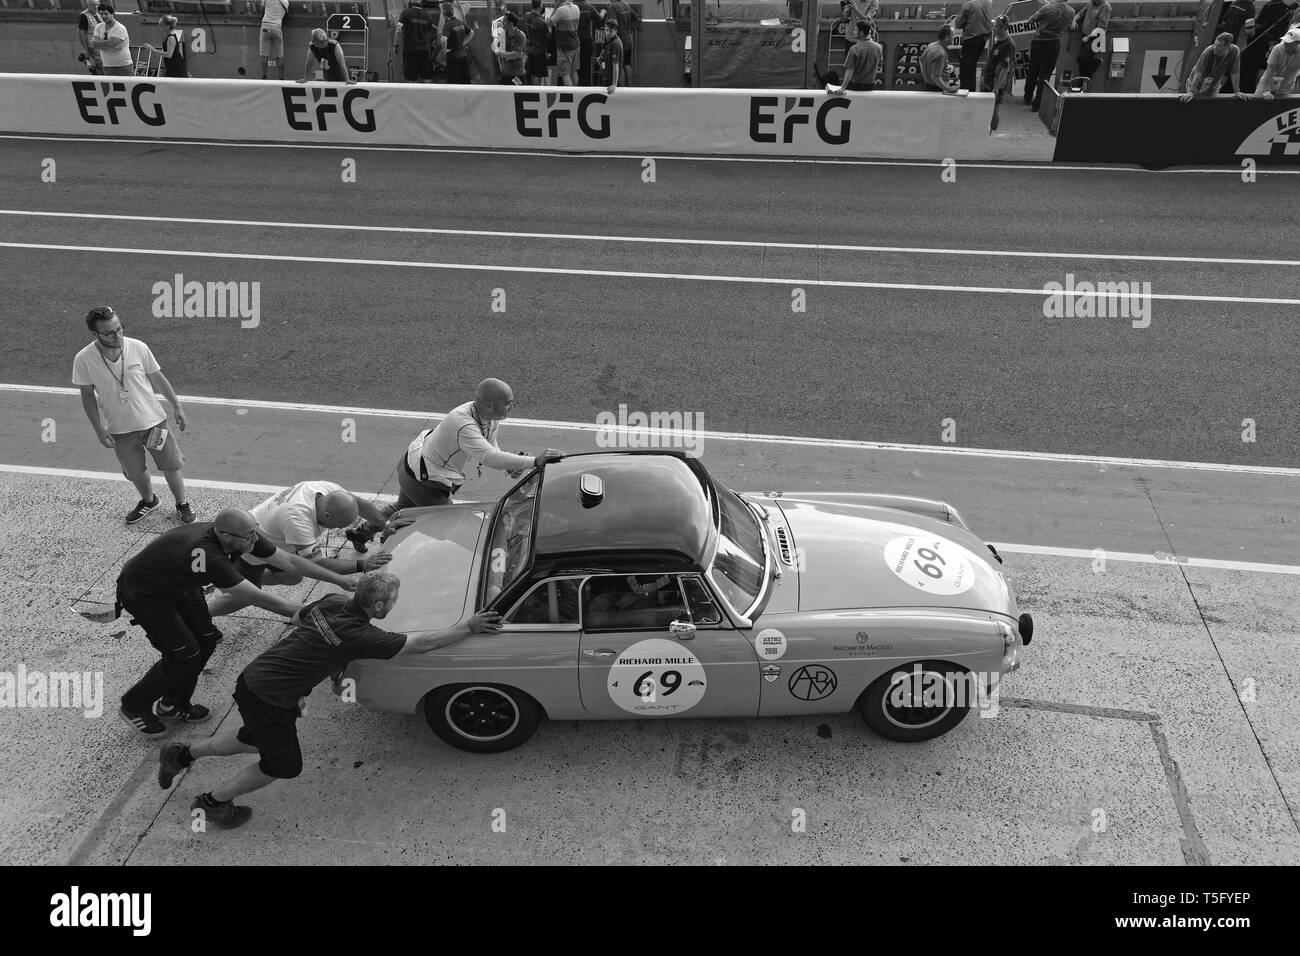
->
<box><xmin>111</xmin><ymin>421</ymin><xmax>184</xmax><ymax>479</ymax></box>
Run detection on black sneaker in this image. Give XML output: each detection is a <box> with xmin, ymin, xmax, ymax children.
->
<box><xmin>125</xmin><ymin>495</ymin><xmax>160</xmax><ymax>525</ymax></box>
<box><xmin>191</xmin><ymin>793</ymin><xmax>252</xmax><ymax>830</ymax></box>
<box><xmin>176</xmin><ymin>502</ymin><xmax>196</xmax><ymax>524</ymax></box>
<box><xmin>158</xmin><ymin>743</ymin><xmax>191</xmax><ymax>789</ymax></box>
<box><xmin>120</xmin><ymin>705</ymin><xmax>166</xmax><ymax>737</ymax></box>
<box><xmin>345</xmin><ymin>526</ymin><xmax>372</xmax><ymax>554</ymax></box>
<box><xmin>154</xmin><ymin>700</ymin><xmax>211</xmax><ymax>723</ymax></box>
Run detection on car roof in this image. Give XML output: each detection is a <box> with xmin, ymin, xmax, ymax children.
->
<box><xmin>531</xmin><ymin>453</ymin><xmax>714</xmax><ymax>572</ymax></box>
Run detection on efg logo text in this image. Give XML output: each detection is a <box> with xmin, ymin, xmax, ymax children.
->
<box><xmin>514</xmin><ymin>91</ymin><xmax>611</xmax><ymax>139</ymax></box>
<box><xmin>50</xmin><ymin>886</ymin><xmax>151</xmax><ymax>936</ymax></box>
<box><xmin>72</xmin><ymin>81</ymin><xmax>165</xmax><ymax>127</ymax></box>
<box><xmin>282</xmin><ymin>87</ymin><xmax>376</xmax><ymax>133</ymax></box>
<box><xmin>749</xmin><ymin>96</ymin><xmax>851</xmax><ymax>145</ymax></box>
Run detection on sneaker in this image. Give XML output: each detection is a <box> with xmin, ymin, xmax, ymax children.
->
<box><xmin>158</xmin><ymin>743</ymin><xmax>191</xmax><ymax>789</ymax></box>
<box><xmin>154</xmin><ymin>700</ymin><xmax>211</xmax><ymax>723</ymax></box>
<box><xmin>190</xmin><ymin>793</ymin><xmax>253</xmax><ymax>830</ymax></box>
<box><xmin>125</xmin><ymin>495</ymin><xmax>160</xmax><ymax>525</ymax></box>
<box><xmin>176</xmin><ymin>502</ymin><xmax>196</xmax><ymax>524</ymax></box>
<box><xmin>345</xmin><ymin>525</ymin><xmax>372</xmax><ymax>554</ymax></box>
<box><xmin>120</xmin><ymin>705</ymin><xmax>166</xmax><ymax>737</ymax></box>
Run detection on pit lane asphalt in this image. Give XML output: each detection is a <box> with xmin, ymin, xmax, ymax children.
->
<box><xmin>1</xmin><ymin>136</ymin><xmax>1298</xmax><ymax>466</ymax></box>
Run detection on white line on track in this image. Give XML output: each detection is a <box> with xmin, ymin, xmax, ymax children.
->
<box><xmin>3</xmin><ymin>209</ymin><xmax>1295</xmax><ymax>268</ymax></box>
<box><xmin>6</xmin><ymin>382</ymin><xmax>1300</xmax><ymax>477</ymax></box>
<box><xmin>2</xmin><ymin>462</ymin><xmax>1294</xmax><ymax>575</ymax></box>
<box><xmin>3</xmin><ymin>133</ymin><xmax>1299</xmax><ymax>175</ymax></box>
<box><xmin>2</xmin><ymin>242</ymin><xmax>1297</xmax><ymax>304</ymax></box>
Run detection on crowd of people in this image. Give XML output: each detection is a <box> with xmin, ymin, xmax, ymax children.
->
<box><xmin>75</xmin><ymin>307</ymin><xmax>562</xmax><ymax>827</ymax></box>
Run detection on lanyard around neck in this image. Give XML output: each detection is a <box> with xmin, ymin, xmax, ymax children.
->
<box><xmin>99</xmin><ymin>343</ymin><xmax>126</xmax><ymax>392</ymax></box>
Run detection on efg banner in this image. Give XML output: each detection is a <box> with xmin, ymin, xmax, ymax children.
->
<box><xmin>1053</xmin><ymin>94</ymin><xmax>1300</xmax><ymax>167</ymax></box>
<box><xmin>0</xmin><ymin>74</ymin><xmax>1004</xmax><ymax>160</ymax></box>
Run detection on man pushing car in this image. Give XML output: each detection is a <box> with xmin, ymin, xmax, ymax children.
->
<box><xmin>158</xmin><ymin>570</ymin><xmax>502</xmax><ymax>828</ymax></box>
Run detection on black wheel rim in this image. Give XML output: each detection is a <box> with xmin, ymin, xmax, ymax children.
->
<box><xmin>446</xmin><ymin>687</ymin><xmax>520</xmax><ymax>742</ymax></box>
<box><xmin>882</xmin><ymin>669</ymin><xmax>954</xmax><ymax>730</ymax></box>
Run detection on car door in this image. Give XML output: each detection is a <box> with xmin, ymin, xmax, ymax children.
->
<box><xmin>577</xmin><ymin>573</ymin><xmax>759</xmax><ymax>719</ymax></box>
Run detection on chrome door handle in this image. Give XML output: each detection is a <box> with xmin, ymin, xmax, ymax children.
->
<box><xmin>582</xmin><ymin>648</ymin><xmax>618</xmax><ymax>658</ymax></box>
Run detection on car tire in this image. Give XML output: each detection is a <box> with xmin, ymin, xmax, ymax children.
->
<box><xmin>423</xmin><ymin>684</ymin><xmax>542</xmax><ymax>754</ymax></box>
<box><xmin>857</xmin><ymin>660</ymin><xmax>974</xmax><ymax>743</ymax></box>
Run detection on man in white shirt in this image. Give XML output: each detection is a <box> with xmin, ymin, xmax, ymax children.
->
<box><xmin>395</xmin><ymin>378</ymin><xmax>564</xmax><ymax>508</ymax></box>
<box><xmin>1256</xmin><ymin>24</ymin><xmax>1300</xmax><ymax>96</ymax></box>
<box><xmin>208</xmin><ymin>480</ymin><xmax>394</xmax><ymax>616</ymax></box>
<box><xmin>87</xmin><ymin>2</ymin><xmax>132</xmax><ymax>76</ymax></box>
<box><xmin>72</xmin><ymin>306</ymin><xmax>194</xmax><ymax>525</ymax></box>
<box><xmin>260</xmin><ymin>0</ymin><xmax>291</xmax><ymax>79</ymax></box>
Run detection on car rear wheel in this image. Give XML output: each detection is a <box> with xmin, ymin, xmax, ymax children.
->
<box><xmin>423</xmin><ymin>684</ymin><xmax>541</xmax><ymax>754</ymax></box>
<box><xmin>858</xmin><ymin>660</ymin><xmax>973</xmax><ymax>743</ymax></box>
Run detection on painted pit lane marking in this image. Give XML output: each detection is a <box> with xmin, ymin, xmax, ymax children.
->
<box><xmin>7</xmin><ymin>383</ymin><xmax>1300</xmax><ymax>477</ymax></box>
<box><xmin>5</xmin><ymin>209</ymin><xmax>1299</xmax><ymax>268</ymax></box>
<box><xmin>2</xmin><ymin>242</ymin><xmax>1299</xmax><ymax>306</ymax></box>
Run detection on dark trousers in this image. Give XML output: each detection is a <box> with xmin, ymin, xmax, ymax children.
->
<box><xmin>395</xmin><ymin>455</ymin><xmax>457</xmax><ymax>509</ymax></box>
<box><xmin>845</xmin><ymin>80</ymin><xmax>875</xmax><ymax>91</ymax></box>
<box><xmin>959</xmin><ymin>33</ymin><xmax>988</xmax><ymax>91</ymax></box>
<box><xmin>119</xmin><ymin>586</ymin><xmax>221</xmax><ymax>712</ymax></box>
<box><xmin>445</xmin><ymin>55</ymin><xmax>471</xmax><ymax>84</ymax></box>
<box><xmin>579</xmin><ymin>36</ymin><xmax>593</xmax><ymax>86</ymax></box>
<box><xmin>1024</xmin><ymin>38</ymin><xmax>1061</xmax><ymax>107</ymax></box>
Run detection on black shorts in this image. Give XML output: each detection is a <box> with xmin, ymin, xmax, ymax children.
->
<box><xmin>234</xmin><ymin>674</ymin><xmax>303</xmax><ymax>779</ymax></box>
<box><xmin>403</xmin><ymin>47</ymin><xmax>433</xmax><ymax>81</ymax></box>
<box><xmin>527</xmin><ymin>52</ymin><xmax>549</xmax><ymax>77</ymax></box>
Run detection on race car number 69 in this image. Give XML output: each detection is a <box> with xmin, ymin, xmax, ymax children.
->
<box><xmin>607</xmin><ymin>638</ymin><xmax>708</xmax><ymax>714</ymax></box>
<box><xmin>883</xmin><ymin>534</ymin><xmax>977</xmax><ymax>596</ymax></box>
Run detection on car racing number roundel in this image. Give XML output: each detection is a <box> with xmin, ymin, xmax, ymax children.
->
<box><xmin>883</xmin><ymin>534</ymin><xmax>979</xmax><ymax>596</ymax></box>
<box><xmin>606</xmin><ymin>639</ymin><xmax>708</xmax><ymax>715</ymax></box>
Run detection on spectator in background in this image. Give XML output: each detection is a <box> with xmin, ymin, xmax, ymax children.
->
<box><xmin>1024</xmin><ymin>0</ymin><xmax>1075</xmax><ymax>111</ymax></box>
<box><xmin>920</xmin><ymin>24</ymin><xmax>958</xmax><ymax>92</ymax></box>
<box><xmin>551</xmin><ymin>0</ymin><xmax>581</xmax><ymax>86</ymax></box>
<box><xmin>1242</xmin><ymin>0</ymin><xmax>1296</xmax><ymax>91</ymax></box>
<box><xmin>144</xmin><ymin>15</ymin><xmax>189</xmax><ymax>77</ymax></box>
<box><xmin>1218</xmin><ymin>0</ymin><xmax>1256</xmax><ymax>43</ymax></box>
<box><xmin>1256</xmin><ymin>24</ymin><xmax>1300</xmax><ymax>96</ymax></box>
<box><xmin>72</xmin><ymin>306</ymin><xmax>194</xmax><ymax>526</ymax></box>
<box><xmin>88</xmin><ymin>3</ymin><xmax>132</xmax><ymax>76</ymax></box>
<box><xmin>831</xmin><ymin>20</ymin><xmax>882</xmax><ymax>92</ymax></box>
<box><xmin>606</xmin><ymin>0</ymin><xmax>640</xmax><ymax>86</ymax></box>
<box><xmin>440</xmin><ymin>1</ymin><xmax>474</xmax><ymax>84</ymax></box>
<box><xmin>524</xmin><ymin>0</ymin><xmax>551</xmax><ymax>85</ymax></box>
<box><xmin>1180</xmin><ymin>32</ymin><xmax>1250</xmax><ymax>100</ymax></box>
<box><xmin>497</xmin><ymin>11</ymin><xmax>527</xmax><ymax>84</ymax></box>
<box><xmin>77</xmin><ymin>0</ymin><xmax>102</xmax><ymax>74</ymax></box>
<box><xmin>395</xmin><ymin>0</ymin><xmax>436</xmax><ymax>83</ymax></box>
<box><xmin>982</xmin><ymin>14</ymin><xmax>1016</xmax><ymax>95</ymax></box>
<box><xmin>299</xmin><ymin>28</ymin><xmax>354</xmax><ymax>84</ymax></box>
<box><xmin>576</xmin><ymin>0</ymin><xmax>599</xmax><ymax>85</ymax></box>
<box><xmin>1072</xmin><ymin>0</ymin><xmax>1110</xmax><ymax>84</ymax></box>
<box><xmin>600</xmin><ymin>17</ymin><xmax>623</xmax><ymax>93</ymax></box>
<box><xmin>260</xmin><ymin>0</ymin><xmax>290</xmax><ymax>79</ymax></box>
<box><xmin>956</xmin><ymin>0</ymin><xmax>992</xmax><ymax>92</ymax></box>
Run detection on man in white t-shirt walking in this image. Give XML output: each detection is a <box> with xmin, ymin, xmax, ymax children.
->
<box><xmin>395</xmin><ymin>378</ymin><xmax>564</xmax><ymax>508</ymax></box>
<box><xmin>72</xmin><ymin>306</ymin><xmax>194</xmax><ymax>525</ymax></box>
<box><xmin>87</xmin><ymin>2</ymin><xmax>132</xmax><ymax>76</ymax></box>
<box><xmin>261</xmin><ymin>0</ymin><xmax>291</xmax><ymax>79</ymax></box>
<box><xmin>209</xmin><ymin>480</ymin><xmax>394</xmax><ymax>616</ymax></box>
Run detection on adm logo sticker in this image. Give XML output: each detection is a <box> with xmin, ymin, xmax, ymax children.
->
<box><xmin>1237</xmin><ymin>108</ymin><xmax>1300</xmax><ymax>158</ymax></box>
<box><xmin>788</xmin><ymin>664</ymin><xmax>837</xmax><ymax>701</ymax></box>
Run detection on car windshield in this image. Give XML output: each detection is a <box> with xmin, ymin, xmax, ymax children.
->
<box><xmin>707</xmin><ymin>488</ymin><xmax>766</xmax><ymax>615</ymax></box>
<box><xmin>484</xmin><ymin>472</ymin><xmax>540</xmax><ymax>603</ymax></box>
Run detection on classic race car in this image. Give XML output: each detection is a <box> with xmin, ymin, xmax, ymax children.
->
<box><xmin>345</xmin><ymin>451</ymin><xmax>1034</xmax><ymax>753</ymax></box>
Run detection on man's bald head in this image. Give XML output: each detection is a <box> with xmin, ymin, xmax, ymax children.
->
<box><xmin>213</xmin><ymin>507</ymin><xmax>261</xmax><ymax>554</ymax></box>
<box><xmin>473</xmin><ymin>378</ymin><xmax>516</xmax><ymax>421</ymax></box>
<box><xmin>316</xmin><ymin>490</ymin><xmax>360</xmax><ymax>529</ymax></box>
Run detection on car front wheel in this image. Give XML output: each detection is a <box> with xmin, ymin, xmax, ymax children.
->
<box><xmin>858</xmin><ymin>660</ymin><xmax>973</xmax><ymax>743</ymax></box>
<box><xmin>423</xmin><ymin>684</ymin><xmax>542</xmax><ymax>754</ymax></box>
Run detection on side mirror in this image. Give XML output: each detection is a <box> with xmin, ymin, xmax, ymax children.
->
<box><xmin>669</xmin><ymin>619</ymin><xmax>696</xmax><ymax>639</ymax></box>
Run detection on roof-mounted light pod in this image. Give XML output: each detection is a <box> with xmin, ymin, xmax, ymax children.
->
<box><xmin>579</xmin><ymin>473</ymin><xmax>604</xmax><ymax>509</ymax></box>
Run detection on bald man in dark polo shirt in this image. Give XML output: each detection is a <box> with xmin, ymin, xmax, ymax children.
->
<box><xmin>116</xmin><ymin>507</ymin><xmax>360</xmax><ymax>738</ymax></box>
<box><xmin>158</xmin><ymin>571</ymin><xmax>503</xmax><ymax>829</ymax></box>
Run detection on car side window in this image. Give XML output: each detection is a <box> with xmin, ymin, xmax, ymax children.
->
<box><xmin>582</xmin><ymin>574</ymin><xmax>688</xmax><ymax>632</ymax></box>
<box><xmin>679</xmin><ymin>575</ymin><xmax>724</xmax><ymax>626</ymax></box>
<box><xmin>505</xmin><ymin>578</ymin><xmax>580</xmax><ymax>625</ymax></box>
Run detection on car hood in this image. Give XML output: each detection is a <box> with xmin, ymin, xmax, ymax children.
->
<box><xmin>772</xmin><ymin>495</ymin><xmax>1012</xmax><ymax>616</ymax></box>
<box><xmin>379</xmin><ymin>503</ymin><xmax>490</xmax><ymax>632</ymax></box>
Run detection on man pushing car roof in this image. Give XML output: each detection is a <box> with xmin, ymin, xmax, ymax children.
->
<box><xmin>394</xmin><ymin>378</ymin><xmax>564</xmax><ymax>509</ymax></box>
